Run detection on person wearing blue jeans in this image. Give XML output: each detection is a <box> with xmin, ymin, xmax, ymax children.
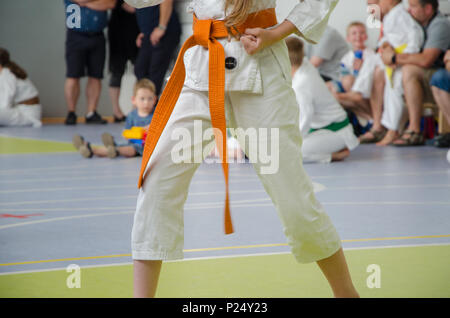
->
<box><xmin>430</xmin><ymin>50</ymin><xmax>450</xmax><ymax>148</ymax></box>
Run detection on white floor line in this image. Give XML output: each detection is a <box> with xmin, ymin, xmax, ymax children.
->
<box><xmin>3</xmin><ymin>182</ymin><xmax>450</xmax><ymax>195</ymax></box>
<box><xmin>0</xmin><ymin>242</ymin><xmax>448</xmax><ymax>276</ymax></box>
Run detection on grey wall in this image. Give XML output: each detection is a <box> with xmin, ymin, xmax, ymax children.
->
<box><xmin>0</xmin><ymin>0</ymin><xmax>74</xmax><ymax>117</ymax></box>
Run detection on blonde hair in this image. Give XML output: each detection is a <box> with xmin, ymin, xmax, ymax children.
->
<box><xmin>224</xmin><ymin>0</ymin><xmax>253</xmax><ymax>27</ymax></box>
<box><xmin>346</xmin><ymin>21</ymin><xmax>367</xmax><ymax>35</ymax></box>
<box><xmin>133</xmin><ymin>78</ymin><xmax>156</xmax><ymax>96</ymax></box>
<box><xmin>285</xmin><ymin>37</ymin><xmax>304</xmax><ymax>67</ymax></box>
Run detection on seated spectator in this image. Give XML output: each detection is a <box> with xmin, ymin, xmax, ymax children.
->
<box><xmin>64</xmin><ymin>0</ymin><xmax>116</xmax><ymax>125</ymax></box>
<box><xmin>72</xmin><ymin>79</ymin><xmax>155</xmax><ymax>158</ymax></box>
<box><xmin>430</xmin><ymin>50</ymin><xmax>450</xmax><ymax>148</ymax></box>
<box><xmin>0</xmin><ymin>48</ymin><xmax>42</xmax><ymax>128</ymax></box>
<box><xmin>373</xmin><ymin>0</ymin><xmax>425</xmax><ymax>146</ymax></box>
<box><xmin>381</xmin><ymin>0</ymin><xmax>450</xmax><ymax>146</ymax></box>
<box><xmin>286</xmin><ymin>37</ymin><xmax>359</xmax><ymax>164</ymax></box>
<box><xmin>108</xmin><ymin>0</ymin><xmax>140</xmax><ymax>122</ymax></box>
<box><xmin>332</xmin><ymin>22</ymin><xmax>380</xmax><ymax>140</ymax></box>
<box><xmin>303</xmin><ymin>25</ymin><xmax>350</xmax><ymax>84</ymax></box>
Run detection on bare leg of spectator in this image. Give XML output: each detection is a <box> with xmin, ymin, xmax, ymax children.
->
<box><xmin>86</xmin><ymin>77</ymin><xmax>102</xmax><ymax>114</ymax></box>
<box><xmin>358</xmin><ymin>66</ymin><xmax>386</xmax><ymax>142</ymax></box>
<box><xmin>64</xmin><ymin>78</ymin><xmax>80</xmax><ymax>113</ymax></box>
<box><xmin>109</xmin><ymin>86</ymin><xmax>126</xmax><ymax>119</ymax></box>
<box><xmin>431</xmin><ymin>86</ymin><xmax>450</xmax><ymax>124</ymax></box>
<box><xmin>392</xmin><ymin>65</ymin><xmax>423</xmax><ymax>145</ymax></box>
<box><xmin>336</xmin><ymin>92</ymin><xmax>372</xmax><ymax>121</ymax></box>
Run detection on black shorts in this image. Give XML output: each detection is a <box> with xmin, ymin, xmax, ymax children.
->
<box><xmin>65</xmin><ymin>29</ymin><xmax>106</xmax><ymax>79</ymax></box>
<box><xmin>108</xmin><ymin>25</ymin><xmax>139</xmax><ymax>87</ymax></box>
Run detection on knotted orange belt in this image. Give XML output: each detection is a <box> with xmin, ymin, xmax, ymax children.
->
<box><xmin>138</xmin><ymin>8</ymin><xmax>278</xmax><ymax>234</ymax></box>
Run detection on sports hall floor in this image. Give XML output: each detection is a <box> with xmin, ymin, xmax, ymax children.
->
<box><xmin>0</xmin><ymin>123</ymin><xmax>449</xmax><ymax>298</ymax></box>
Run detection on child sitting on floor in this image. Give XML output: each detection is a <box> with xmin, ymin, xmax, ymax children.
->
<box><xmin>72</xmin><ymin>78</ymin><xmax>156</xmax><ymax>158</ymax></box>
<box><xmin>286</xmin><ymin>36</ymin><xmax>359</xmax><ymax>163</ymax></box>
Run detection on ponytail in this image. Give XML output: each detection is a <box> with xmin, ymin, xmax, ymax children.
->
<box><xmin>0</xmin><ymin>48</ymin><xmax>27</xmax><ymax>80</ymax></box>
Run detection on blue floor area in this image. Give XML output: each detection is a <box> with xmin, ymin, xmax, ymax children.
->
<box><xmin>1</xmin><ymin>124</ymin><xmax>449</xmax><ymax>273</ymax></box>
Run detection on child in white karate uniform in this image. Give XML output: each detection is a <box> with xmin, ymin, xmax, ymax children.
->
<box><xmin>127</xmin><ymin>0</ymin><xmax>359</xmax><ymax>298</ymax></box>
<box><xmin>0</xmin><ymin>48</ymin><xmax>42</xmax><ymax>128</ymax></box>
<box><xmin>287</xmin><ymin>37</ymin><xmax>359</xmax><ymax>164</ymax></box>
<box><xmin>374</xmin><ymin>0</ymin><xmax>424</xmax><ymax>145</ymax></box>
<box><xmin>332</xmin><ymin>22</ymin><xmax>379</xmax><ymax>136</ymax></box>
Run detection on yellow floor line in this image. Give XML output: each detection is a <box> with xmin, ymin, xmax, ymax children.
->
<box><xmin>1</xmin><ymin>234</ymin><xmax>449</xmax><ymax>267</ymax></box>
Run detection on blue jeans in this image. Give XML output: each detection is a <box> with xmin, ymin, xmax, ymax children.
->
<box><xmin>430</xmin><ymin>69</ymin><xmax>450</xmax><ymax>92</ymax></box>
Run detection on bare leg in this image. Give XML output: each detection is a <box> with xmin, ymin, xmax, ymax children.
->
<box><xmin>316</xmin><ymin>248</ymin><xmax>359</xmax><ymax>298</ymax></box>
<box><xmin>86</xmin><ymin>77</ymin><xmax>102</xmax><ymax>114</ymax></box>
<box><xmin>402</xmin><ymin>65</ymin><xmax>424</xmax><ymax>133</ymax></box>
<box><xmin>109</xmin><ymin>86</ymin><xmax>126</xmax><ymax>119</ymax></box>
<box><xmin>359</xmin><ymin>66</ymin><xmax>386</xmax><ymax>142</ymax></box>
<box><xmin>337</xmin><ymin>92</ymin><xmax>372</xmax><ymax>121</ymax></box>
<box><xmin>134</xmin><ymin>260</ymin><xmax>162</xmax><ymax>298</ymax></box>
<box><xmin>331</xmin><ymin>148</ymin><xmax>350</xmax><ymax>162</ymax></box>
<box><xmin>92</xmin><ymin>146</ymin><xmax>109</xmax><ymax>157</ymax></box>
<box><xmin>64</xmin><ymin>78</ymin><xmax>80</xmax><ymax>112</ymax></box>
<box><xmin>376</xmin><ymin>129</ymin><xmax>399</xmax><ymax>146</ymax></box>
<box><xmin>431</xmin><ymin>86</ymin><xmax>450</xmax><ymax>124</ymax></box>
<box><xmin>117</xmin><ymin>146</ymin><xmax>138</xmax><ymax>157</ymax></box>
<box><xmin>369</xmin><ymin>66</ymin><xmax>385</xmax><ymax>131</ymax></box>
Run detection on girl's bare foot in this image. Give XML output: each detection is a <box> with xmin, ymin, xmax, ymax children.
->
<box><xmin>376</xmin><ymin>130</ymin><xmax>398</xmax><ymax>146</ymax></box>
<box><xmin>331</xmin><ymin>148</ymin><xmax>350</xmax><ymax>161</ymax></box>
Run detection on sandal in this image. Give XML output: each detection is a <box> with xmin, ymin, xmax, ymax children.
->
<box><xmin>392</xmin><ymin>130</ymin><xmax>425</xmax><ymax>147</ymax></box>
<box><xmin>359</xmin><ymin>128</ymin><xmax>387</xmax><ymax>144</ymax></box>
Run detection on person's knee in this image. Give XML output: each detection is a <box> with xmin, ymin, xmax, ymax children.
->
<box><xmin>402</xmin><ymin>65</ymin><xmax>423</xmax><ymax>85</ymax></box>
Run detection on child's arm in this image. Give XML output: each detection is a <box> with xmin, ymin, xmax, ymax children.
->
<box><xmin>241</xmin><ymin>0</ymin><xmax>339</xmax><ymax>55</ymax></box>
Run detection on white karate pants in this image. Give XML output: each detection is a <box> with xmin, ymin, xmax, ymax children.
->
<box><xmin>0</xmin><ymin>104</ymin><xmax>42</xmax><ymax>127</ymax></box>
<box><xmin>132</xmin><ymin>45</ymin><xmax>342</xmax><ymax>264</ymax></box>
<box><xmin>381</xmin><ymin>67</ymin><xmax>405</xmax><ymax>131</ymax></box>
<box><xmin>302</xmin><ymin>125</ymin><xmax>356</xmax><ymax>164</ymax></box>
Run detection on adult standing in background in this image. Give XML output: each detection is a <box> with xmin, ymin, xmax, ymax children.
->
<box><xmin>64</xmin><ymin>0</ymin><xmax>116</xmax><ymax>125</ymax></box>
<box><xmin>134</xmin><ymin>0</ymin><xmax>181</xmax><ymax>96</ymax></box>
<box><xmin>107</xmin><ymin>0</ymin><xmax>140</xmax><ymax>122</ymax></box>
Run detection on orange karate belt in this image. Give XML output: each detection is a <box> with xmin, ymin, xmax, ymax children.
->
<box><xmin>138</xmin><ymin>8</ymin><xmax>278</xmax><ymax>235</ymax></box>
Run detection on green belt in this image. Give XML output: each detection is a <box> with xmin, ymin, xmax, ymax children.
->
<box><xmin>309</xmin><ymin>117</ymin><xmax>350</xmax><ymax>134</ymax></box>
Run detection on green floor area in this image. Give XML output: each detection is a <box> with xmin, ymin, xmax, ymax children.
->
<box><xmin>0</xmin><ymin>136</ymin><xmax>75</xmax><ymax>154</ymax></box>
<box><xmin>1</xmin><ymin>245</ymin><xmax>449</xmax><ymax>298</ymax></box>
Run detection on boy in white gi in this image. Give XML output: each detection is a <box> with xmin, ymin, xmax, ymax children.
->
<box><xmin>332</xmin><ymin>22</ymin><xmax>379</xmax><ymax>137</ymax></box>
<box><xmin>375</xmin><ymin>0</ymin><xmax>424</xmax><ymax>145</ymax></box>
<box><xmin>287</xmin><ymin>37</ymin><xmax>359</xmax><ymax>163</ymax></box>
<box><xmin>127</xmin><ymin>0</ymin><xmax>359</xmax><ymax>298</ymax></box>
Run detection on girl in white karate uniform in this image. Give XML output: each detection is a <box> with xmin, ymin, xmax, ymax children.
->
<box><xmin>374</xmin><ymin>0</ymin><xmax>424</xmax><ymax>145</ymax></box>
<box><xmin>287</xmin><ymin>37</ymin><xmax>359</xmax><ymax>164</ymax></box>
<box><xmin>0</xmin><ymin>48</ymin><xmax>42</xmax><ymax>128</ymax></box>
<box><xmin>127</xmin><ymin>0</ymin><xmax>359</xmax><ymax>298</ymax></box>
